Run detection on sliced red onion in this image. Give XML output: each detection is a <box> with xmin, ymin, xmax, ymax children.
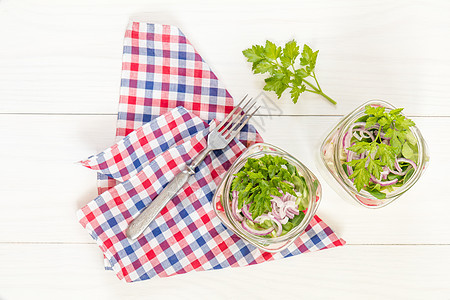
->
<box><xmin>346</xmin><ymin>150</ymin><xmax>353</xmax><ymax>162</ymax></box>
<box><xmin>389</xmin><ymin>166</ymin><xmax>411</xmax><ymax>176</ymax></box>
<box><xmin>353</xmin><ymin>128</ymin><xmax>374</xmax><ymax>141</ymax></box>
<box><xmin>231</xmin><ymin>191</ymin><xmax>243</xmax><ymax>222</ymax></box>
<box><xmin>285</xmin><ymin>200</ymin><xmax>297</xmax><ymax>208</ymax></box>
<box><xmin>281</xmin><ymin>201</ymin><xmax>297</xmax><ymax>219</ymax></box>
<box><xmin>342</xmin><ymin>131</ymin><xmax>351</xmax><ymax>149</ymax></box>
<box><xmin>285</xmin><ymin>210</ymin><xmax>295</xmax><ymax>219</ymax></box>
<box><xmin>380</xmin><ymin>167</ymin><xmax>390</xmax><ymax>180</ymax></box>
<box><xmin>271</xmin><ymin>202</ymin><xmax>282</xmax><ymax>219</ymax></box>
<box><xmin>241</xmin><ymin>220</ymin><xmax>274</xmax><ymax>236</ymax></box>
<box><xmin>270</xmin><ymin>196</ymin><xmax>284</xmax><ymax>208</ymax></box>
<box><xmin>268</xmin><ymin>214</ymin><xmax>283</xmax><ymax>236</ymax></box>
<box><xmin>360</xmin><ymin>151</ymin><xmax>368</xmax><ymax>159</ymax></box>
<box><xmin>346</xmin><ymin>151</ymin><xmax>354</xmax><ymax>176</ymax></box>
<box><xmin>278</xmin><ymin>206</ymin><xmax>286</xmax><ymax>219</ymax></box>
<box><xmin>365</xmin><ymin>151</ymin><xmax>377</xmax><ymax>168</ymax></box>
<box><xmin>350</xmin><ymin>122</ymin><xmax>368</xmax><ymax>130</ymax></box>
<box><xmin>353</xmin><ymin>131</ymin><xmax>362</xmax><ymax>141</ymax></box>
<box><xmin>279</xmin><ymin>216</ymin><xmax>289</xmax><ymax>225</ymax></box>
<box><xmin>282</xmin><ymin>193</ymin><xmax>297</xmax><ymax>202</ymax></box>
<box><xmin>366</xmin><ymin>124</ymin><xmax>380</xmax><ymax>131</ymax></box>
<box><xmin>343</xmin><ymin>123</ymin><xmax>364</xmax><ymax>149</ymax></box>
<box><xmin>394</xmin><ymin>158</ymin><xmax>402</xmax><ymax>173</ymax></box>
<box><xmin>397</xmin><ymin>157</ymin><xmax>417</xmax><ymax>171</ymax></box>
<box><xmin>254</xmin><ymin>214</ymin><xmax>270</xmax><ymax>223</ymax></box>
<box><xmin>370</xmin><ymin>174</ymin><xmax>398</xmax><ymax>186</ymax></box>
<box><xmin>287</xmin><ymin>206</ymin><xmax>299</xmax><ymax>216</ymax></box>
<box><xmin>241</xmin><ymin>204</ymin><xmax>255</xmax><ymax>222</ymax></box>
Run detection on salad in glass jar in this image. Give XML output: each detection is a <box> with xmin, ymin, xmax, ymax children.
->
<box><xmin>342</xmin><ymin>105</ymin><xmax>418</xmax><ymax>199</ymax></box>
<box><xmin>212</xmin><ymin>142</ymin><xmax>321</xmax><ymax>252</ymax></box>
<box><xmin>229</xmin><ymin>154</ymin><xmax>310</xmax><ymax>238</ymax></box>
<box><xmin>319</xmin><ymin>100</ymin><xmax>429</xmax><ymax>208</ymax></box>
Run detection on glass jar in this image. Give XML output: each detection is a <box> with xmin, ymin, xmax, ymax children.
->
<box><xmin>318</xmin><ymin>100</ymin><xmax>430</xmax><ymax>208</ymax></box>
<box><xmin>212</xmin><ymin>142</ymin><xmax>321</xmax><ymax>253</ymax></box>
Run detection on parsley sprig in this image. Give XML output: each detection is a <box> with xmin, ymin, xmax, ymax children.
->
<box><xmin>346</xmin><ymin>106</ymin><xmax>415</xmax><ymax>191</ymax></box>
<box><xmin>231</xmin><ymin>155</ymin><xmax>306</xmax><ymax>219</ymax></box>
<box><xmin>242</xmin><ymin>40</ymin><xmax>336</xmax><ymax>105</ymax></box>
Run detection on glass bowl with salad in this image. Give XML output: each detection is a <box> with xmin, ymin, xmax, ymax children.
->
<box><xmin>212</xmin><ymin>142</ymin><xmax>321</xmax><ymax>253</ymax></box>
<box><xmin>319</xmin><ymin>100</ymin><xmax>429</xmax><ymax>208</ymax></box>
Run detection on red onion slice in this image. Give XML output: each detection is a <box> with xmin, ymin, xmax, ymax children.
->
<box><xmin>281</xmin><ymin>201</ymin><xmax>297</xmax><ymax>219</ymax></box>
<box><xmin>394</xmin><ymin>158</ymin><xmax>402</xmax><ymax>173</ymax></box>
<box><xmin>366</xmin><ymin>124</ymin><xmax>380</xmax><ymax>131</ymax></box>
<box><xmin>391</xmin><ymin>157</ymin><xmax>417</xmax><ymax>176</ymax></box>
<box><xmin>271</xmin><ymin>202</ymin><xmax>282</xmax><ymax>219</ymax></box>
<box><xmin>350</xmin><ymin>122</ymin><xmax>368</xmax><ymax>130</ymax></box>
<box><xmin>283</xmin><ymin>200</ymin><xmax>297</xmax><ymax>209</ymax></box>
<box><xmin>353</xmin><ymin>128</ymin><xmax>374</xmax><ymax>141</ymax></box>
<box><xmin>346</xmin><ymin>151</ymin><xmax>354</xmax><ymax>176</ymax></box>
<box><xmin>380</xmin><ymin>166</ymin><xmax>390</xmax><ymax>180</ymax></box>
<box><xmin>343</xmin><ymin>123</ymin><xmax>364</xmax><ymax>149</ymax></box>
<box><xmin>279</xmin><ymin>216</ymin><xmax>289</xmax><ymax>225</ymax></box>
<box><xmin>360</xmin><ymin>151</ymin><xmax>368</xmax><ymax>159</ymax></box>
<box><xmin>268</xmin><ymin>215</ymin><xmax>283</xmax><ymax>236</ymax></box>
<box><xmin>287</xmin><ymin>206</ymin><xmax>300</xmax><ymax>216</ymax></box>
<box><xmin>285</xmin><ymin>210</ymin><xmax>295</xmax><ymax>219</ymax></box>
<box><xmin>254</xmin><ymin>214</ymin><xmax>270</xmax><ymax>224</ymax></box>
<box><xmin>270</xmin><ymin>196</ymin><xmax>284</xmax><ymax>208</ymax></box>
<box><xmin>370</xmin><ymin>175</ymin><xmax>398</xmax><ymax>186</ymax></box>
<box><xmin>231</xmin><ymin>191</ymin><xmax>243</xmax><ymax>222</ymax></box>
<box><xmin>389</xmin><ymin>166</ymin><xmax>411</xmax><ymax>176</ymax></box>
<box><xmin>397</xmin><ymin>157</ymin><xmax>417</xmax><ymax>171</ymax></box>
<box><xmin>241</xmin><ymin>204</ymin><xmax>255</xmax><ymax>222</ymax></box>
<box><xmin>283</xmin><ymin>193</ymin><xmax>297</xmax><ymax>202</ymax></box>
<box><xmin>278</xmin><ymin>207</ymin><xmax>286</xmax><ymax>219</ymax></box>
<box><xmin>241</xmin><ymin>220</ymin><xmax>274</xmax><ymax>236</ymax></box>
<box><xmin>342</xmin><ymin>131</ymin><xmax>351</xmax><ymax>149</ymax></box>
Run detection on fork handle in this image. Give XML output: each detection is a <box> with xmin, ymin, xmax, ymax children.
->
<box><xmin>126</xmin><ymin>149</ymin><xmax>211</xmax><ymax>240</ymax></box>
<box><xmin>126</xmin><ymin>168</ymin><xmax>193</xmax><ymax>240</ymax></box>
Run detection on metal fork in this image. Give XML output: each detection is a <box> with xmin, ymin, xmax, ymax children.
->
<box><xmin>126</xmin><ymin>96</ymin><xmax>260</xmax><ymax>240</ymax></box>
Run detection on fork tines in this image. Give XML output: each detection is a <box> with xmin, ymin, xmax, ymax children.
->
<box><xmin>217</xmin><ymin>95</ymin><xmax>260</xmax><ymax>141</ymax></box>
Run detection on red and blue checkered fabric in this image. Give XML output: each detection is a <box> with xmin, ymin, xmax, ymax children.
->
<box><xmin>78</xmin><ymin>22</ymin><xmax>345</xmax><ymax>282</ymax></box>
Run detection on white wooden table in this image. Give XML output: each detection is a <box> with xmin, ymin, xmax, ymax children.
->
<box><xmin>1</xmin><ymin>1</ymin><xmax>449</xmax><ymax>299</ymax></box>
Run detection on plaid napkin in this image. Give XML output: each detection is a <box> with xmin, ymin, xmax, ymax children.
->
<box><xmin>77</xmin><ymin>22</ymin><xmax>345</xmax><ymax>282</ymax></box>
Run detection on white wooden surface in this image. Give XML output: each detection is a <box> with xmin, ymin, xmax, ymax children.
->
<box><xmin>1</xmin><ymin>1</ymin><xmax>449</xmax><ymax>299</ymax></box>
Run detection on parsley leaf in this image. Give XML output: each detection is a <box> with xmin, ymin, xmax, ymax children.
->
<box><xmin>242</xmin><ymin>40</ymin><xmax>336</xmax><ymax>105</ymax></box>
<box><xmin>231</xmin><ymin>155</ymin><xmax>305</xmax><ymax>219</ymax></box>
<box><xmin>346</xmin><ymin>105</ymin><xmax>416</xmax><ymax>192</ymax></box>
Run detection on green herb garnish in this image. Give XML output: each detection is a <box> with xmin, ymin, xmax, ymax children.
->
<box><xmin>231</xmin><ymin>155</ymin><xmax>305</xmax><ymax>219</ymax></box>
<box><xmin>346</xmin><ymin>105</ymin><xmax>416</xmax><ymax>192</ymax></box>
<box><xmin>242</xmin><ymin>40</ymin><xmax>336</xmax><ymax>105</ymax></box>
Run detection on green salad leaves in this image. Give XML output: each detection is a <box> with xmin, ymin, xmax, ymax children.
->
<box><xmin>345</xmin><ymin>106</ymin><xmax>416</xmax><ymax>193</ymax></box>
<box><xmin>231</xmin><ymin>155</ymin><xmax>307</xmax><ymax>219</ymax></box>
<box><xmin>242</xmin><ymin>40</ymin><xmax>336</xmax><ymax>105</ymax></box>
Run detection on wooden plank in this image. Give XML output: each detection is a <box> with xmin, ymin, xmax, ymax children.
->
<box><xmin>0</xmin><ymin>244</ymin><xmax>448</xmax><ymax>299</ymax></box>
<box><xmin>1</xmin><ymin>1</ymin><xmax>450</xmax><ymax>115</ymax></box>
<box><xmin>0</xmin><ymin>115</ymin><xmax>447</xmax><ymax>244</ymax></box>
<box><xmin>0</xmin><ymin>114</ymin><xmax>117</xmax><ymax>243</ymax></box>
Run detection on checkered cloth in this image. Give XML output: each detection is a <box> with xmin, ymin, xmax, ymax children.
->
<box><xmin>77</xmin><ymin>22</ymin><xmax>345</xmax><ymax>282</ymax></box>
